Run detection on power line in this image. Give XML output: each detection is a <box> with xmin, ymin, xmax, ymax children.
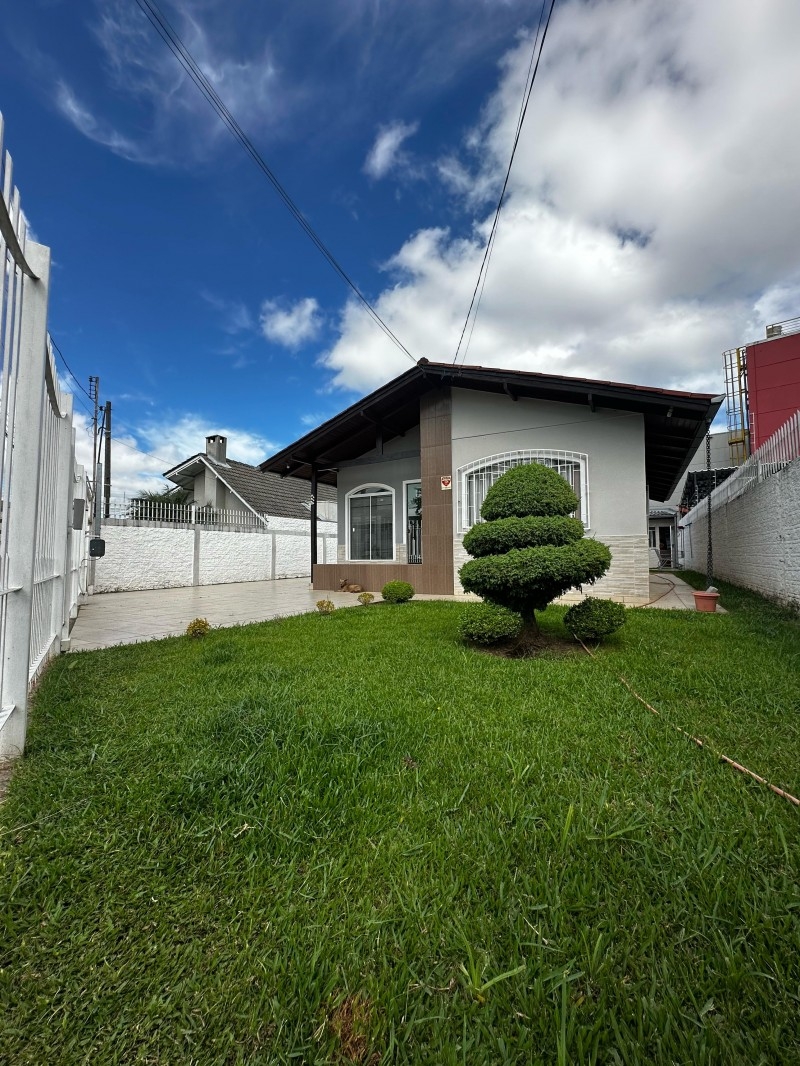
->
<box><xmin>49</xmin><ymin>335</ymin><xmax>94</xmax><ymax>401</ymax></box>
<box><xmin>132</xmin><ymin>0</ymin><xmax>417</xmax><ymax>366</ymax></box>
<box><xmin>453</xmin><ymin>0</ymin><xmax>557</xmax><ymax>365</ymax></box>
<box><xmin>111</xmin><ymin>435</ymin><xmax>173</xmax><ymax>468</ymax></box>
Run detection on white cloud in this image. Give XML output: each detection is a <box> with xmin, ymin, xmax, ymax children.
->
<box><xmin>53</xmin><ymin>0</ymin><xmax>286</xmax><ymax>165</ymax></box>
<box><xmin>69</xmin><ymin>406</ymin><xmax>276</xmax><ymax>499</ymax></box>
<box><xmin>54</xmin><ymin>81</ymin><xmax>148</xmax><ymax>163</ymax></box>
<box><xmin>260</xmin><ymin>297</ymin><xmax>322</xmax><ymax>349</ymax></box>
<box><xmin>323</xmin><ymin>0</ymin><xmax>800</xmax><ymax>397</ymax></box>
<box><xmin>201</xmin><ymin>292</ymin><xmax>254</xmax><ymax>335</ymax></box>
<box><xmin>364</xmin><ymin>120</ymin><xmax>419</xmax><ymax>179</ymax></box>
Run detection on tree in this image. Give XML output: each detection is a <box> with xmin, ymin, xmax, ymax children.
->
<box><xmin>127</xmin><ymin>485</ymin><xmax>191</xmax><ymax>521</ymax></box>
<box><xmin>458</xmin><ymin>463</ymin><xmax>612</xmax><ymax>642</ymax></box>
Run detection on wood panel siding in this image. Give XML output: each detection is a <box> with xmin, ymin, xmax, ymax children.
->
<box><xmin>314</xmin><ymin>389</ymin><xmax>455</xmax><ymax>596</ymax></box>
<box><xmin>418</xmin><ymin>389</ymin><xmax>454</xmax><ymax>593</ymax></box>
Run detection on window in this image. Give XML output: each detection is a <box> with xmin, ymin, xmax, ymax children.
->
<box><xmin>457</xmin><ymin>450</ymin><xmax>589</xmax><ymax>531</ymax></box>
<box><xmin>347</xmin><ymin>484</ymin><xmax>394</xmax><ymax>560</ymax></box>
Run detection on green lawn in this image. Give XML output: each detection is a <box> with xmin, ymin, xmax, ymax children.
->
<box><xmin>1</xmin><ymin>593</ymin><xmax>799</xmax><ymax>1065</ymax></box>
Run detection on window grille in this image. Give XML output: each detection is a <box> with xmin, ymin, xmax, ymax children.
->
<box><xmin>457</xmin><ymin>450</ymin><xmax>589</xmax><ymax>531</ymax></box>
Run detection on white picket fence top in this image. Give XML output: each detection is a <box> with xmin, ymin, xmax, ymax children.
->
<box><xmin>105</xmin><ymin>498</ymin><xmax>270</xmax><ymax>530</ymax></box>
<box><xmin>682</xmin><ymin>409</ymin><xmax>800</xmax><ymax>524</ymax></box>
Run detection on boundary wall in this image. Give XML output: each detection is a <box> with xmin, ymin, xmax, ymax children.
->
<box><xmin>94</xmin><ymin>517</ymin><xmax>336</xmax><ymax>592</ymax></box>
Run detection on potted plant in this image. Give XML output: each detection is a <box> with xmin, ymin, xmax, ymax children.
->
<box><xmin>693</xmin><ymin>586</ymin><xmax>720</xmax><ymax>612</ymax></box>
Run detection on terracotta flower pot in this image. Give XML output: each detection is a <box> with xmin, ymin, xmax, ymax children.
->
<box><xmin>693</xmin><ymin>590</ymin><xmax>720</xmax><ymax>613</ymax></box>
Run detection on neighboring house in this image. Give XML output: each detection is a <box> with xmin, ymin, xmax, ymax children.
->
<box><xmin>163</xmin><ymin>434</ymin><xmax>337</xmax><ymax>523</ymax></box>
<box><xmin>260</xmin><ymin>361</ymin><xmax>722</xmax><ymax>604</ymax></box>
<box><xmin>648</xmin><ymin>430</ymin><xmax>733</xmax><ymax>567</ymax></box>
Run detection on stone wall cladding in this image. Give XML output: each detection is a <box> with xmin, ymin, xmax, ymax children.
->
<box><xmin>199</xmin><ymin>531</ymin><xmax>273</xmax><ymax>585</ymax></box>
<box><xmin>95</xmin><ymin>527</ymin><xmax>194</xmax><ymax>592</ymax></box>
<box><xmin>452</xmin><ymin>534</ymin><xmax>650</xmax><ymax>605</ymax></box>
<box><xmin>95</xmin><ymin>519</ymin><xmax>335</xmax><ymax>592</ymax></box>
<box><xmin>683</xmin><ymin>460</ymin><xmax>800</xmax><ymax>609</ymax></box>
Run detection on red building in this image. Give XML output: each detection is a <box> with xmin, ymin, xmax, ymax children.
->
<box><xmin>746</xmin><ymin>325</ymin><xmax>800</xmax><ymax>450</ymax></box>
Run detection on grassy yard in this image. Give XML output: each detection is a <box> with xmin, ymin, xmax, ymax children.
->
<box><xmin>1</xmin><ymin>592</ymin><xmax>799</xmax><ymax>1065</ymax></box>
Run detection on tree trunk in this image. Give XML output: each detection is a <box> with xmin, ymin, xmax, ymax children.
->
<box><xmin>519</xmin><ymin>609</ymin><xmax>541</xmax><ymax>642</ymax></box>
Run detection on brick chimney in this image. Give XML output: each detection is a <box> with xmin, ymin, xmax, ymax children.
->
<box><xmin>205</xmin><ymin>434</ymin><xmax>227</xmax><ymax>464</ymax></box>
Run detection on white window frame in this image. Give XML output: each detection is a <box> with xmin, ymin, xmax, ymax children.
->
<box><xmin>345</xmin><ymin>483</ymin><xmax>396</xmax><ymax>562</ymax></box>
<box><xmin>457</xmin><ymin>450</ymin><xmax>589</xmax><ymax>532</ymax></box>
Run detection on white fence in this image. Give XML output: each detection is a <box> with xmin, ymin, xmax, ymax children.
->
<box><xmin>0</xmin><ymin>112</ymin><xmax>89</xmax><ymax>757</ymax></box>
<box><xmin>682</xmin><ymin>411</ymin><xmax>800</xmax><ymax>608</ymax></box>
<box><xmin>95</xmin><ymin>505</ymin><xmax>336</xmax><ymax>592</ymax></box>
<box><xmin>106</xmin><ymin>498</ymin><xmax>270</xmax><ymax>529</ymax></box>
<box><xmin>683</xmin><ymin>410</ymin><xmax>800</xmax><ymax>520</ymax></box>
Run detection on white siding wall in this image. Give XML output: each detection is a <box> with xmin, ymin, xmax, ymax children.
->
<box><xmin>450</xmin><ymin>389</ymin><xmax>650</xmax><ymax>603</ymax></box>
<box><xmin>682</xmin><ymin>460</ymin><xmax>800</xmax><ymax>609</ymax></box>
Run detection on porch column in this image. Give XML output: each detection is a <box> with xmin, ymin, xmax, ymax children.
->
<box><xmin>310</xmin><ymin>463</ymin><xmax>318</xmax><ymax>571</ymax></box>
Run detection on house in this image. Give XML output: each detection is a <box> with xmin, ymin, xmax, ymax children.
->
<box><xmin>163</xmin><ymin>434</ymin><xmax>337</xmax><ymax>522</ymax></box>
<box><xmin>648</xmin><ymin>430</ymin><xmax>733</xmax><ymax>568</ymax></box>
<box><xmin>260</xmin><ymin>361</ymin><xmax>723</xmax><ymax>604</ymax></box>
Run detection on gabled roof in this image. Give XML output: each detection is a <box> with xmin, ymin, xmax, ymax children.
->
<box><xmin>260</xmin><ymin>360</ymin><xmax>724</xmax><ymax>501</ymax></box>
<box><xmin>164</xmin><ymin>453</ymin><xmax>336</xmax><ymax>521</ymax></box>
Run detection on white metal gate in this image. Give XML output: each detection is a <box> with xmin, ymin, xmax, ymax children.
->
<box><xmin>0</xmin><ymin>111</ymin><xmax>89</xmax><ymax>757</ymax></box>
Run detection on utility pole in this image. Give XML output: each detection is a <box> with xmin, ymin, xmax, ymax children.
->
<box><xmin>88</xmin><ymin>376</ymin><xmax>100</xmax><ymax>591</ymax></box>
<box><xmin>88</xmin><ymin>376</ymin><xmax>100</xmax><ymax>502</ymax></box>
<box><xmin>103</xmin><ymin>401</ymin><xmax>112</xmax><ymax>519</ymax></box>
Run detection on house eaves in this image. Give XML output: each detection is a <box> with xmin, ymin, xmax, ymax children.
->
<box><xmin>259</xmin><ymin>360</ymin><xmax>724</xmax><ymax>501</ymax></box>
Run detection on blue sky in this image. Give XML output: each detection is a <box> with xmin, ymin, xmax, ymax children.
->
<box><xmin>3</xmin><ymin>0</ymin><xmax>800</xmax><ymax>493</ymax></box>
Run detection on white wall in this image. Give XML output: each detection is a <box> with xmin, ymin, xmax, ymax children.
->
<box><xmin>682</xmin><ymin>459</ymin><xmax>800</xmax><ymax>609</ymax></box>
<box><xmin>94</xmin><ymin>518</ymin><xmax>336</xmax><ymax>593</ymax></box>
<box><xmin>450</xmin><ymin>389</ymin><xmax>651</xmax><ymax>603</ymax></box>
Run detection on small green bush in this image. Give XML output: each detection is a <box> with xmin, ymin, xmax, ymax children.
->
<box><xmin>381</xmin><ymin>581</ymin><xmax>415</xmax><ymax>604</ymax></box>
<box><xmin>357</xmin><ymin>591</ymin><xmax>375</xmax><ymax>606</ymax></box>
<box><xmin>316</xmin><ymin>599</ymin><xmax>336</xmax><ymax>615</ymax></box>
<box><xmin>186</xmin><ymin>617</ymin><xmax>210</xmax><ymax>638</ymax></box>
<box><xmin>564</xmin><ymin>597</ymin><xmax>626</xmax><ymax>641</ymax></box>
<box><xmin>459</xmin><ymin>602</ymin><xmax>523</xmax><ymax>646</ymax></box>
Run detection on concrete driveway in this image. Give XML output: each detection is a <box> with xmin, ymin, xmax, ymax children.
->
<box><xmin>67</xmin><ymin>579</ymin><xmax>362</xmax><ymax>651</ymax></box>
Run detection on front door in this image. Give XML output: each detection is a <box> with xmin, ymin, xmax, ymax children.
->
<box><xmin>406</xmin><ymin>481</ymin><xmax>422</xmax><ymax>563</ymax></box>
<box><xmin>658</xmin><ymin>525</ymin><xmax>672</xmax><ymax>567</ymax></box>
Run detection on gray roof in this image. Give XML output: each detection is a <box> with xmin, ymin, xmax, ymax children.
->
<box><xmin>164</xmin><ymin>454</ymin><xmax>336</xmax><ymax>521</ymax></box>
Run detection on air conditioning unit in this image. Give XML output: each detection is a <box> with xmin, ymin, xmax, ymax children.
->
<box><xmin>766</xmin><ymin>324</ymin><xmax>783</xmax><ymax>338</ymax></box>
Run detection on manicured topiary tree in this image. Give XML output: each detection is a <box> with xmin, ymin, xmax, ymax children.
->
<box><xmin>458</xmin><ymin>463</ymin><xmax>612</xmax><ymax>642</ymax></box>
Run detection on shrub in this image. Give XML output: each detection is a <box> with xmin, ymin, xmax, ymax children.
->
<box><xmin>316</xmin><ymin>599</ymin><xmax>336</xmax><ymax>614</ymax></box>
<box><xmin>564</xmin><ymin>597</ymin><xmax>627</xmax><ymax>641</ymax></box>
<box><xmin>459</xmin><ymin>602</ymin><xmax>523</xmax><ymax>646</ymax></box>
<box><xmin>459</xmin><ymin>463</ymin><xmax>612</xmax><ymax>639</ymax></box>
<box><xmin>186</xmin><ymin>617</ymin><xmax>211</xmax><ymax>639</ymax></box>
<box><xmin>381</xmin><ymin>581</ymin><xmax>415</xmax><ymax>603</ymax></box>
<box><xmin>357</xmin><ymin>591</ymin><xmax>375</xmax><ymax>606</ymax></box>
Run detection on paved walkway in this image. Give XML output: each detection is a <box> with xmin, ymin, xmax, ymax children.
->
<box><xmin>68</xmin><ymin>573</ymin><xmax>716</xmax><ymax>652</ymax></box>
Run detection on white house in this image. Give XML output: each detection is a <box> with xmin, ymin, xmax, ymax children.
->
<box><xmin>164</xmin><ymin>434</ymin><xmax>337</xmax><ymax>522</ymax></box>
<box><xmin>260</xmin><ymin>361</ymin><xmax>723</xmax><ymax>604</ymax></box>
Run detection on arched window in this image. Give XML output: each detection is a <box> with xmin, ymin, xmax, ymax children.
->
<box><xmin>457</xmin><ymin>450</ymin><xmax>589</xmax><ymax>531</ymax></box>
<box><xmin>346</xmin><ymin>484</ymin><xmax>395</xmax><ymax>560</ymax></box>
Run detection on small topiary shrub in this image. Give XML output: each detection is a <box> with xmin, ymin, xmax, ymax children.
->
<box><xmin>381</xmin><ymin>581</ymin><xmax>415</xmax><ymax>603</ymax></box>
<box><xmin>459</xmin><ymin>602</ymin><xmax>523</xmax><ymax>646</ymax></box>
<box><xmin>186</xmin><ymin>617</ymin><xmax>211</xmax><ymax>638</ymax></box>
<box><xmin>357</xmin><ymin>591</ymin><xmax>375</xmax><ymax>606</ymax></box>
<box><xmin>316</xmin><ymin>599</ymin><xmax>336</xmax><ymax>614</ymax></box>
<box><xmin>564</xmin><ymin>597</ymin><xmax>627</xmax><ymax>641</ymax></box>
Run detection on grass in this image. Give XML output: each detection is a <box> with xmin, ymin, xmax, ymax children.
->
<box><xmin>1</xmin><ymin>595</ymin><xmax>799</xmax><ymax>1064</ymax></box>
